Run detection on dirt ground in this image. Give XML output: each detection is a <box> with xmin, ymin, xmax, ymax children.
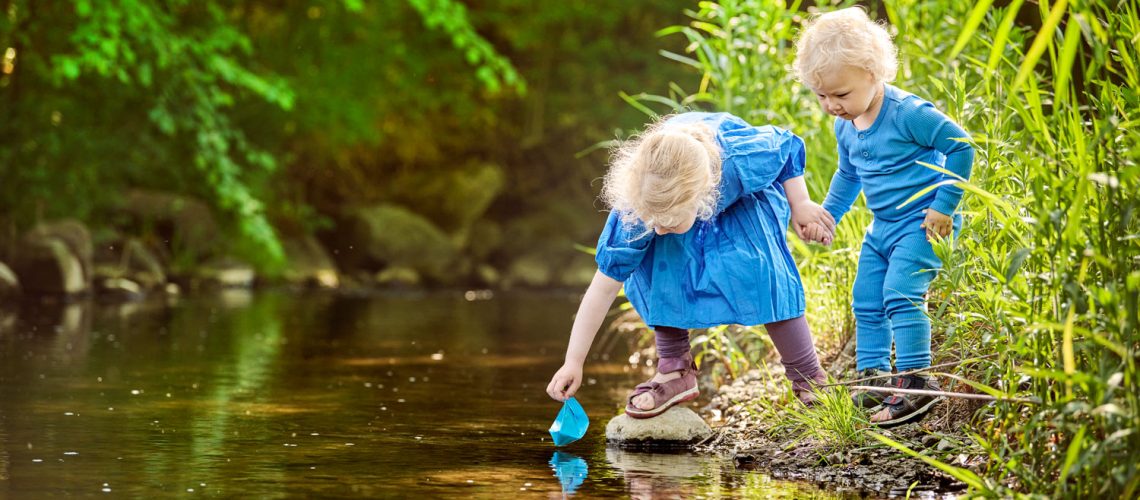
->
<box><xmin>694</xmin><ymin>366</ymin><xmax>990</xmax><ymax>497</ymax></box>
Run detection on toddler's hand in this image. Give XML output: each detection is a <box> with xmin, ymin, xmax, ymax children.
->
<box><xmin>805</xmin><ymin>221</ymin><xmax>834</xmax><ymax>246</ymax></box>
<box><xmin>546</xmin><ymin>363</ymin><xmax>584</xmax><ymax>402</ymax></box>
<box><xmin>792</xmin><ymin>201</ymin><xmax>836</xmax><ymax>245</ymax></box>
<box><xmin>920</xmin><ymin>208</ymin><xmax>953</xmax><ymax>241</ymax></box>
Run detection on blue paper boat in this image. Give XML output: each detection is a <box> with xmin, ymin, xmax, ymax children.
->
<box><xmin>549</xmin><ymin>397</ymin><xmax>589</xmax><ymax>446</ymax></box>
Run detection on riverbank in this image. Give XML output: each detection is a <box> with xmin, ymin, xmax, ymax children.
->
<box><xmin>695</xmin><ymin>363</ymin><xmax>986</xmax><ymax>497</ymax></box>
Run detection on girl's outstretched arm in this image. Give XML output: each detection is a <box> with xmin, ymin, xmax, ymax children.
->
<box><xmin>546</xmin><ymin>270</ymin><xmax>623</xmax><ymax>401</ymax></box>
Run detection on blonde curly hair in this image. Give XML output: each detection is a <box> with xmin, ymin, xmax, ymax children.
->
<box><xmin>601</xmin><ymin>117</ymin><xmax>722</xmax><ymax>233</ymax></box>
<box><xmin>793</xmin><ymin>7</ymin><xmax>898</xmax><ymax>89</ymax></box>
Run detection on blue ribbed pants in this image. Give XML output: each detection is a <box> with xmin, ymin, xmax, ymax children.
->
<box><xmin>853</xmin><ymin>213</ymin><xmax>960</xmax><ymax>372</ymax></box>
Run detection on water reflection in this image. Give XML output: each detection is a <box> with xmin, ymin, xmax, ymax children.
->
<box><xmin>549</xmin><ymin>451</ymin><xmax>588</xmax><ymax>494</ymax></box>
<box><xmin>0</xmin><ymin>291</ymin><xmax>846</xmax><ymax>498</ymax></box>
<box><xmin>606</xmin><ymin>448</ymin><xmax>707</xmax><ymax>499</ymax></box>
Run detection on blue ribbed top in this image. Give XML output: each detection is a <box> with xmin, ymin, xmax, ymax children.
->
<box><xmin>822</xmin><ymin>84</ymin><xmax>974</xmax><ymax>223</ymax></box>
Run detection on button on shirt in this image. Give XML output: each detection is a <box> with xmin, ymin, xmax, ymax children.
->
<box><xmin>822</xmin><ymin>85</ymin><xmax>974</xmax><ymax>224</ymax></box>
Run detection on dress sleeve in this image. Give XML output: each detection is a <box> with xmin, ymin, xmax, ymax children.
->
<box><xmin>774</xmin><ymin>131</ymin><xmax>807</xmax><ymax>185</ymax></box>
<box><xmin>594</xmin><ymin>211</ymin><xmax>653</xmax><ymax>282</ymax></box>
<box><xmin>898</xmin><ymin>99</ymin><xmax>974</xmax><ymax>216</ymax></box>
<box><xmin>723</xmin><ymin>125</ymin><xmax>805</xmax><ymax>198</ymax></box>
<box><xmin>821</xmin><ymin>121</ymin><xmax>863</xmax><ymax>225</ymax></box>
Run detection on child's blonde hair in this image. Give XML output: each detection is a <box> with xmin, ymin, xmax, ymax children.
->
<box><xmin>602</xmin><ymin>118</ymin><xmax>722</xmax><ymax>232</ymax></box>
<box><xmin>793</xmin><ymin>7</ymin><xmax>898</xmax><ymax>89</ymax></box>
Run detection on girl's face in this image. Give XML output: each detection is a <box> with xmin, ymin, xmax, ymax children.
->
<box><xmin>652</xmin><ymin>204</ymin><xmax>699</xmax><ymax>236</ymax></box>
<box><xmin>809</xmin><ymin>65</ymin><xmax>881</xmax><ymax>121</ymax></box>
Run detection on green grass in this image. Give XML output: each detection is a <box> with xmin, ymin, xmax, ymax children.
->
<box><xmin>770</xmin><ymin>386</ymin><xmax>871</xmax><ymax>455</ymax></box>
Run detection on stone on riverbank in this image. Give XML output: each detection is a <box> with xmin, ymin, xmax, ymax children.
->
<box><xmin>605</xmin><ymin>407</ymin><xmax>713</xmax><ymax>449</ymax></box>
<box><xmin>281</xmin><ymin>235</ymin><xmax>339</xmax><ymax>288</ymax></box>
<box><xmin>121</xmin><ymin>190</ymin><xmax>219</xmax><ymax>263</ymax></box>
<box><xmin>93</xmin><ymin>238</ymin><xmax>168</xmax><ymax>291</ymax></box>
<box><xmin>330</xmin><ymin>204</ymin><xmax>455</xmax><ymax>284</ymax></box>
<box><xmin>9</xmin><ymin>219</ymin><xmax>94</xmax><ymax>296</ymax></box>
<box><xmin>0</xmin><ymin>262</ymin><xmax>21</xmax><ymax>299</ymax></box>
<box><xmin>28</xmin><ymin>220</ymin><xmax>93</xmax><ymax>281</ymax></box>
<box><xmin>195</xmin><ymin>259</ymin><xmax>256</xmax><ymax>288</ymax></box>
<box><xmin>11</xmin><ymin>237</ymin><xmax>88</xmax><ymax>296</ymax></box>
<box><xmin>96</xmin><ymin>277</ymin><xmax>144</xmax><ymax>301</ymax></box>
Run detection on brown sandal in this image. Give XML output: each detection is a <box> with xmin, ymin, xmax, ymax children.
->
<box><xmin>625</xmin><ymin>354</ymin><xmax>699</xmax><ymax>419</ymax></box>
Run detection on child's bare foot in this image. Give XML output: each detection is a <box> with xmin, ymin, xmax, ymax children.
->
<box><xmin>630</xmin><ymin>371</ymin><xmax>682</xmax><ymax>410</ymax></box>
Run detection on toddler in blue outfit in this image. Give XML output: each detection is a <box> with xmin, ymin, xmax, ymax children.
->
<box><xmin>794</xmin><ymin>7</ymin><xmax>975</xmax><ymax>426</ymax></box>
<box><xmin>545</xmin><ymin>113</ymin><xmax>834</xmax><ymax>417</ymax></box>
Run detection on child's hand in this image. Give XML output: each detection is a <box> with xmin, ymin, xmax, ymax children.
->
<box><xmin>791</xmin><ymin>200</ymin><xmax>836</xmax><ymax>245</ymax></box>
<box><xmin>546</xmin><ymin>362</ymin><xmax>584</xmax><ymax>402</ymax></box>
<box><xmin>804</xmin><ymin>221</ymin><xmax>834</xmax><ymax>246</ymax></box>
<box><xmin>920</xmin><ymin>208</ymin><xmax>953</xmax><ymax>241</ymax></box>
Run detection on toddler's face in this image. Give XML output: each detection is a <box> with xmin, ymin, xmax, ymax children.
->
<box><xmin>809</xmin><ymin>65</ymin><xmax>880</xmax><ymax>121</ymax></box>
<box><xmin>651</xmin><ymin>204</ymin><xmax>699</xmax><ymax>236</ymax></box>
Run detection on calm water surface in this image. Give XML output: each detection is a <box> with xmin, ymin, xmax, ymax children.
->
<box><xmin>0</xmin><ymin>290</ymin><xmax>841</xmax><ymax>498</ymax></box>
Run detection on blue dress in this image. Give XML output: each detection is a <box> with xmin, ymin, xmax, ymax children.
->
<box><xmin>594</xmin><ymin>112</ymin><xmax>807</xmax><ymax>329</ymax></box>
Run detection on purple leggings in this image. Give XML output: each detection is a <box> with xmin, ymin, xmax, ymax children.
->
<box><xmin>654</xmin><ymin>316</ymin><xmax>825</xmax><ymax>391</ymax></box>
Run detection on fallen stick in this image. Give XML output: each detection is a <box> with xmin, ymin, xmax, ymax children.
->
<box><xmin>821</xmin><ymin>354</ymin><xmax>999</xmax><ymax>388</ymax></box>
<box><xmin>849</xmin><ymin>385</ymin><xmax>1039</xmax><ymax>404</ymax></box>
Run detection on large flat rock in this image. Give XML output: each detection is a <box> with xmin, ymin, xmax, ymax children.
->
<box><xmin>605</xmin><ymin>407</ymin><xmax>712</xmax><ymax>449</ymax></box>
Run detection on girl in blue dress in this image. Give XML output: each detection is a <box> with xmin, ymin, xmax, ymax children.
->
<box><xmin>545</xmin><ymin>112</ymin><xmax>835</xmax><ymax>418</ymax></box>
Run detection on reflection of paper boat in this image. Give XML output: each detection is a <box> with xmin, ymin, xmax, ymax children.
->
<box><xmin>549</xmin><ymin>397</ymin><xmax>589</xmax><ymax>446</ymax></box>
<box><xmin>549</xmin><ymin>451</ymin><xmax>588</xmax><ymax>494</ymax></box>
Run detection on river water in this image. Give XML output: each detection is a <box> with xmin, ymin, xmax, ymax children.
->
<box><xmin>0</xmin><ymin>290</ymin><xmax>843</xmax><ymax>497</ymax></box>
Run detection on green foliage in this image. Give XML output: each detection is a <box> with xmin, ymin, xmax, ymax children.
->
<box><xmin>405</xmin><ymin>0</ymin><xmax>524</xmax><ymax>95</ymax></box>
<box><xmin>631</xmin><ymin>0</ymin><xmax>1138</xmax><ymax>496</ymax></box>
<box><xmin>905</xmin><ymin>0</ymin><xmax>1140</xmax><ymax>495</ymax></box>
<box><xmin>231</xmin><ymin>0</ymin><xmax>692</xmax><ymax>275</ymax></box>
<box><xmin>1</xmin><ymin>1</ymin><xmax>295</xmax><ymax>268</ymax></box>
<box><xmin>0</xmin><ymin>0</ymin><xmax>538</xmax><ymax>272</ymax></box>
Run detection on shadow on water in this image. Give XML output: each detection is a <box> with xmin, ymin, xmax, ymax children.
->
<box><xmin>0</xmin><ymin>290</ymin><xmax>848</xmax><ymax>497</ymax></box>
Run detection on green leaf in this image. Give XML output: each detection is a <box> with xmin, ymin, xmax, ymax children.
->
<box><xmin>618</xmin><ymin>91</ymin><xmax>659</xmax><ymax>118</ymax></box>
<box><xmin>1012</xmin><ymin>0</ymin><xmax>1069</xmax><ymax>92</ymax></box>
<box><xmin>950</xmin><ymin>0</ymin><xmax>994</xmax><ymax>59</ymax></box>
<box><xmin>1053</xmin><ymin>13</ymin><xmax>1083</xmax><ymax>108</ymax></box>
<box><xmin>895</xmin><ymin>179</ymin><xmax>959</xmax><ymax>210</ymax></box>
<box><xmin>1058</xmin><ymin>426</ymin><xmax>1086</xmax><ymax>486</ymax></box>
<box><xmin>1004</xmin><ymin>247</ymin><xmax>1031</xmax><ymax>283</ymax></box>
<box><xmin>868</xmin><ymin>432</ymin><xmax>988</xmax><ymax>491</ymax></box>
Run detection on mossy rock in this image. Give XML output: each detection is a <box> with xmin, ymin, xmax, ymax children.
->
<box><xmin>120</xmin><ymin>189</ymin><xmax>219</xmax><ymax>263</ymax></box>
<box><xmin>332</xmin><ymin>204</ymin><xmax>456</xmax><ymax>282</ymax></box>
<box><xmin>11</xmin><ymin>237</ymin><xmax>87</xmax><ymax>295</ymax></box>
<box><xmin>27</xmin><ymin>219</ymin><xmax>93</xmax><ymax>284</ymax></box>
<box><xmin>505</xmin><ymin>253</ymin><xmax>554</xmax><ymax>288</ymax></box>
<box><xmin>376</xmin><ymin>266</ymin><xmax>421</xmax><ymax>287</ymax></box>
<box><xmin>195</xmin><ymin>258</ymin><xmax>256</xmax><ymax>289</ymax></box>
<box><xmin>0</xmin><ymin>262</ymin><xmax>21</xmax><ymax>299</ymax></box>
<box><xmin>93</xmin><ymin>238</ymin><xmax>167</xmax><ymax>290</ymax></box>
<box><xmin>280</xmin><ymin>235</ymin><xmax>339</xmax><ymax>288</ymax></box>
